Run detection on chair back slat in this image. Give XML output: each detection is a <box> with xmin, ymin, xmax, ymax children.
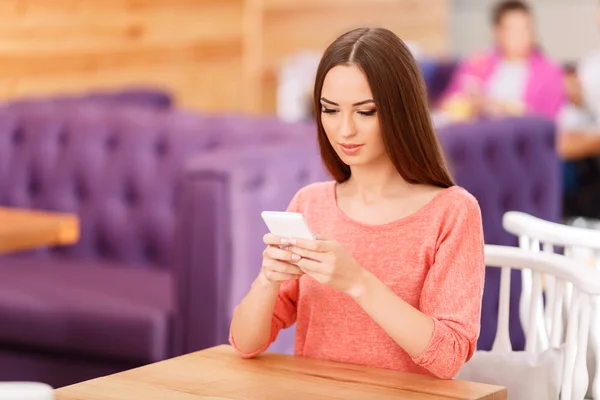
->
<box><xmin>492</xmin><ymin>265</ymin><xmax>513</xmax><ymax>353</ymax></box>
<box><xmin>526</xmin><ymin>270</ymin><xmax>544</xmax><ymax>352</ymax></box>
<box><xmin>562</xmin><ymin>289</ymin><xmax>580</xmax><ymax>400</ymax></box>
<box><xmin>573</xmin><ymin>294</ymin><xmax>592</xmax><ymax>400</ymax></box>
<box><xmin>550</xmin><ymin>280</ymin><xmax>565</xmax><ymax>348</ymax></box>
<box><xmin>543</xmin><ymin>243</ymin><xmax>556</xmax><ymax>342</ymax></box>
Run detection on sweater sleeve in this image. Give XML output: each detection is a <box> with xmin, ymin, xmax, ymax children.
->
<box><xmin>411</xmin><ymin>194</ymin><xmax>485</xmax><ymax>379</ymax></box>
<box><xmin>229</xmin><ymin>189</ymin><xmax>303</xmax><ymax>357</ymax></box>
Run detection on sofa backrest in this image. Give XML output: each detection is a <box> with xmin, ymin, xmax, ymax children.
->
<box><xmin>0</xmin><ymin>102</ymin><xmax>308</xmax><ymax>269</ymax></box>
<box><xmin>4</xmin><ymin>87</ymin><xmax>173</xmax><ymax>110</ymax></box>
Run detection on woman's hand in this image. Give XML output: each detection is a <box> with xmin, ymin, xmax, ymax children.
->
<box><xmin>260</xmin><ymin>233</ymin><xmax>305</xmax><ymax>284</ymax></box>
<box><xmin>284</xmin><ymin>235</ymin><xmax>366</xmax><ymax>298</ymax></box>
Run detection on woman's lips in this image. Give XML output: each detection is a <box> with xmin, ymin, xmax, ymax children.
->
<box><xmin>339</xmin><ymin>143</ymin><xmax>363</xmax><ymax>156</ymax></box>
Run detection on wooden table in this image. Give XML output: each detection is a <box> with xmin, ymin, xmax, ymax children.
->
<box><xmin>55</xmin><ymin>345</ymin><xmax>506</xmax><ymax>400</ymax></box>
<box><xmin>0</xmin><ymin>207</ymin><xmax>79</xmax><ymax>254</ymax></box>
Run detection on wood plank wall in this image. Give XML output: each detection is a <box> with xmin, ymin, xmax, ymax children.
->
<box><xmin>0</xmin><ymin>0</ymin><xmax>449</xmax><ymax>114</ymax></box>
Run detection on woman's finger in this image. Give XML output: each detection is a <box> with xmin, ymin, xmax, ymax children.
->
<box><xmin>263</xmin><ymin>233</ymin><xmax>285</xmax><ymax>246</ymax></box>
<box><xmin>263</xmin><ymin>270</ymin><xmax>302</xmax><ymax>282</ymax></box>
<box><xmin>263</xmin><ymin>259</ymin><xmax>304</xmax><ymax>276</ymax></box>
<box><xmin>286</xmin><ymin>238</ymin><xmax>332</xmax><ymax>252</ymax></box>
<box><xmin>287</xmin><ymin>245</ymin><xmax>323</xmax><ymax>262</ymax></box>
<box><xmin>295</xmin><ymin>257</ymin><xmax>323</xmax><ymax>274</ymax></box>
<box><xmin>263</xmin><ymin>245</ymin><xmax>301</xmax><ymax>263</ymax></box>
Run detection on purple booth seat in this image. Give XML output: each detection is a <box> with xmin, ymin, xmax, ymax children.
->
<box><xmin>0</xmin><ymin>101</ymin><xmax>313</xmax><ymax>388</ymax></box>
<box><xmin>2</xmin><ymin>87</ymin><xmax>173</xmax><ymax>110</ymax></box>
<box><xmin>182</xmin><ymin>115</ymin><xmax>561</xmax><ymax>356</ymax></box>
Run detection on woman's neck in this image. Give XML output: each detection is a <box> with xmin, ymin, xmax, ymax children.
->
<box><xmin>344</xmin><ymin>161</ymin><xmax>411</xmax><ymax>202</ymax></box>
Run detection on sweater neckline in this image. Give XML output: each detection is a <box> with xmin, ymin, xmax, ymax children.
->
<box><xmin>328</xmin><ymin>181</ymin><xmax>460</xmax><ymax>231</ymax></box>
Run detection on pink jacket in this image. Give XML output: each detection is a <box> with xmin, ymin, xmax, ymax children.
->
<box><xmin>441</xmin><ymin>50</ymin><xmax>565</xmax><ymax>119</ymax></box>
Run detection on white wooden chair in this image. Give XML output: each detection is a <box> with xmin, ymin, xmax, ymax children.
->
<box><xmin>461</xmin><ymin>245</ymin><xmax>600</xmax><ymax>399</ymax></box>
<box><xmin>503</xmin><ymin>211</ymin><xmax>600</xmax><ymax>398</ymax></box>
<box><xmin>0</xmin><ymin>382</ymin><xmax>53</xmax><ymax>399</ymax></box>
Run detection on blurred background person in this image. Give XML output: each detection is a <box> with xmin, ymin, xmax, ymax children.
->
<box><xmin>558</xmin><ymin>5</ymin><xmax>600</xmax><ymax>220</ymax></box>
<box><xmin>438</xmin><ymin>0</ymin><xmax>564</xmax><ymax>122</ymax></box>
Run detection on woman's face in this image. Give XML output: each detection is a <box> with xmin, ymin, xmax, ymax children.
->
<box><xmin>495</xmin><ymin>10</ymin><xmax>534</xmax><ymax>59</ymax></box>
<box><xmin>319</xmin><ymin>64</ymin><xmax>387</xmax><ymax>167</ymax></box>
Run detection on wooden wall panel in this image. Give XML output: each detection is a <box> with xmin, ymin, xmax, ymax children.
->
<box><xmin>0</xmin><ymin>0</ymin><xmax>449</xmax><ymax>113</ymax></box>
<box><xmin>0</xmin><ymin>0</ymin><xmax>244</xmax><ymax>111</ymax></box>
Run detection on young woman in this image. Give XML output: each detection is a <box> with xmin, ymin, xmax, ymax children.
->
<box><xmin>440</xmin><ymin>0</ymin><xmax>564</xmax><ymax>120</ymax></box>
<box><xmin>229</xmin><ymin>27</ymin><xmax>485</xmax><ymax>380</ymax></box>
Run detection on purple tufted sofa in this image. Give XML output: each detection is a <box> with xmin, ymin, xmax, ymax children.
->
<box><xmin>183</xmin><ymin>115</ymin><xmax>561</xmax><ymax>356</ymax></box>
<box><xmin>0</xmin><ymin>100</ymin><xmax>312</xmax><ymax>388</ymax></box>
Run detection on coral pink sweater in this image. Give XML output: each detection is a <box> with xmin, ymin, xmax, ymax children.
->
<box><xmin>230</xmin><ymin>181</ymin><xmax>485</xmax><ymax>379</ymax></box>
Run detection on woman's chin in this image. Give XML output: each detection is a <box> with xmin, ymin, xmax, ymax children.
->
<box><xmin>337</xmin><ymin>153</ymin><xmax>362</xmax><ymax>165</ymax></box>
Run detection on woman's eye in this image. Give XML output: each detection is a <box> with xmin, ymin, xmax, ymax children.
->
<box><xmin>358</xmin><ymin>110</ymin><xmax>377</xmax><ymax>116</ymax></box>
<box><xmin>321</xmin><ymin>107</ymin><xmax>338</xmax><ymax>114</ymax></box>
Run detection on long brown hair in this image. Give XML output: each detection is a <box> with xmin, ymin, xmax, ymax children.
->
<box><xmin>313</xmin><ymin>27</ymin><xmax>455</xmax><ymax>188</ymax></box>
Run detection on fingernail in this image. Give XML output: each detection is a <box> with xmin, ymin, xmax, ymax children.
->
<box><xmin>280</xmin><ymin>238</ymin><xmax>289</xmax><ymax>245</ymax></box>
<box><xmin>288</xmin><ymin>239</ymin><xmax>296</xmax><ymax>245</ymax></box>
<box><xmin>292</xmin><ymin>253</ymin><xmax>300</xmax><ymax>261</ymax></box>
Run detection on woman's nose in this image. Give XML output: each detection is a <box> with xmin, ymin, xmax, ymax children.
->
<box><xmin>339</xmin><ymin>115</ymin><xmax>356</xmax><ymax>138</ymax></box>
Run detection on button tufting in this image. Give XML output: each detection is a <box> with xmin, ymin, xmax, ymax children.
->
<box><xmin>123</xmin><ymin>182</ymin><xmax>139</xmax><ymax>206</ymax></box>
<box><xmin>143</xmin><ymin>239</ymin><xmax>158</xmax><ymax>264</ymax></box>
<box><xmin>449</xmin><ymin>146</ymin><xmax>465</xmax><ymax>164</ymax></box>
<box><xmin>12</xmin><ymin>128</ymin><xmax>24</xmax><ymax>145</ymax></box>
<box><xmin>516</xmin><ymin>138</ymin><xmax>529</xmax><ymax>158</ymax></box>
<box><xmin>58</xmin><ymin>131</ymin><xmax>69</xmax><ymax>147</ymax></box>
<box><xmin>155</xmin><ymin>137</ymin><xmax>168</xmax><ymax>157</ymax></box>
<box><xmin>501</xmin><ymin>192</ymin><xmax>514</xmax><ymax>211</ymax></box>
<box><xmin>74</xmin><ymin>176</ymin><xmax>88</xmax><ymax>202</ymax></box>
<box><xmin>27</xmin><ymin>173</ymin><xmax>41</xmax><ymax>197</ymax></box>
<box><xmin>105</xmin><ymin>134</ymin><xmax>119</xmax><ymax>152</ymax></box>
<box><xmin>296</xmin><ymin>169</ymin><xmax>310</xmax><ymax>185</ymax></box>
<box><xmin>532</xmin><ymin>185</ymin><xmax>543</xmax><ymax>205</ymax></box>
<box><xmin>243</xmin><ymin>173</ymin><xmax>265</xmax><ymax>190</ymax></box>
<box><xmin>95</xmin><ymin>231</ymin><xmax>112</xmax><ymax>259</ymax></box>
<box><xmin>484</xmin><ymin>142</ymin><xmax>498</xmax><ymax>164</ymax></box>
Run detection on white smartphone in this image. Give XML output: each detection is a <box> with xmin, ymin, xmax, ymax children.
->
<box><xmin>261</xmin><ymin>211</ymin><xmax>315</xmax><ymax>240</ymax></box>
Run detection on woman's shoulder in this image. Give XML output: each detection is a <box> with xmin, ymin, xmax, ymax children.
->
<box><xmin>294</xmin><ymin>180</ymin><xmax>335</xmax><ymax>200</ymax></box>
<box><xmin>432</xmin><ymin>185</ymin><xmax>479</xmax><ymax>206</ymax></box>
<box><xmin>415</xmin><ymin>186</ymin><xmax>484</xmax><ymax>248</ymax></box>
<box><xmin>287</xmin><ymin>180</ymin><xmax>335</xmax><ymax>211</ymax></box>
<box><xmin>428</xmin><ymin>186</ymin><xmax>482</xmax><ymax>220</ymax></box>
